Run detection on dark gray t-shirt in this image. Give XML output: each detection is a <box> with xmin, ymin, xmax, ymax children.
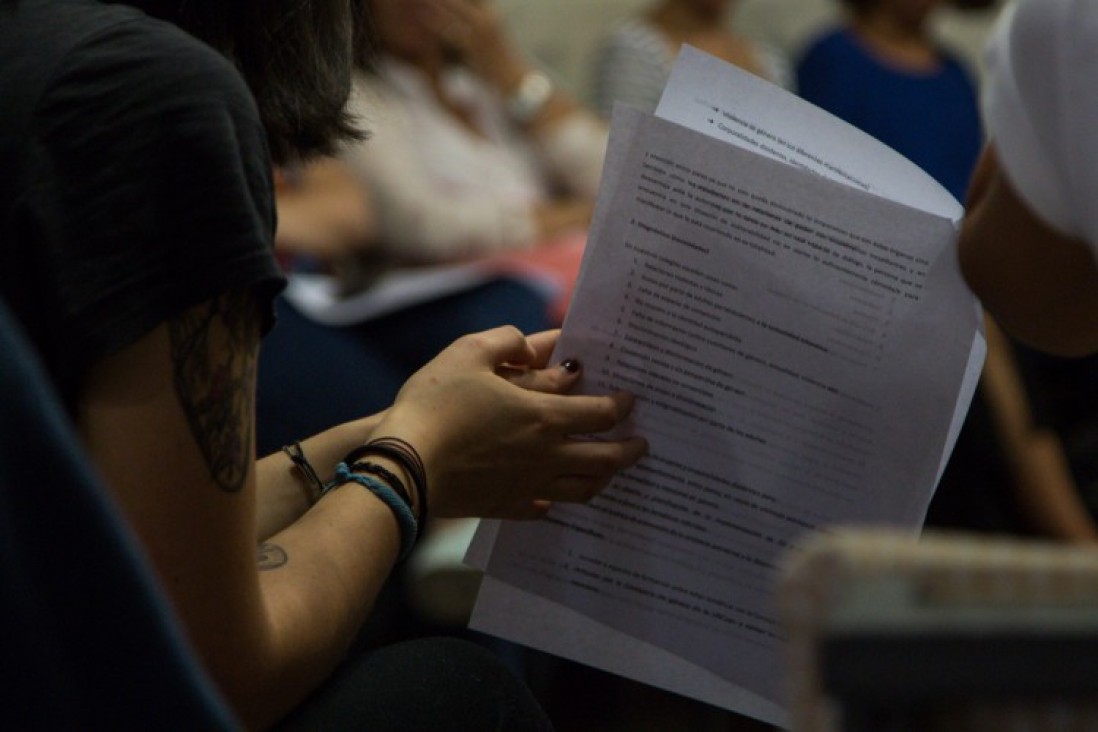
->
<box><xmin>0</xmin><ymin>0</ymin><xmax>285</xmax><ymax>408</ymax></box>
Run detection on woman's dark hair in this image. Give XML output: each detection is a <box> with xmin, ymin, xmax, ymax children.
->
<box><xmin>128</xmin><ymin>0</ymin><xmax>370</xmax><ymax>163</ymax></box>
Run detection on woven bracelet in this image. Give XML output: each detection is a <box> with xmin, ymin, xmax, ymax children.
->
<box><xmin>347</xmin><ymin>460</ymin><xmax>413</xmax><ymax>508</ymax></box>
<box><xmin>281</xmin><ymin>441</ymin><xmax>324</xmax><ymax>506</ymax></box>
<box><xmin>343</xmin><ymin>437</ymin><xmax>429</xmax><ymax>524</ymax></box>
<box><xmin>325</xmin><ymin>462</ymin><xmax>418</xmax><ymax>562</ymax></box>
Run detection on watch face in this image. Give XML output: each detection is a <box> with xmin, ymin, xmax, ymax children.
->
<box><xmin>509</xmin><ymin>71</ymin><xmax>553</xmax><ymax>123</ymax></box>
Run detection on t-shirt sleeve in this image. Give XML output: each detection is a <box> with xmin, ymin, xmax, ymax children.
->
<box><xmin>983</xmin><ymin>0</ymin><xmax>1098</xmax><ymax>255</ymax></box>
<box><xmin>23</xmin><ymin>16</ymin><xmax>284</xmax><ymax>390</ymax></box>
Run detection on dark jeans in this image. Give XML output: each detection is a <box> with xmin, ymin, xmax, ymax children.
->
<box><xmin>274</xmin><ymin>636</ymin><xmax>554</xmax><ymax>731</ymax></box>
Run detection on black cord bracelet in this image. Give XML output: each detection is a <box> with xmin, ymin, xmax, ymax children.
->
<box><xmin>281</xmin><ymin>441</ymin><xmax>324</xmax><ymax>506</ymax></box>
<box><xmin>343</xmin><ymin>437</ymin><xmax>428</xmax><ymax>524</ymax></box>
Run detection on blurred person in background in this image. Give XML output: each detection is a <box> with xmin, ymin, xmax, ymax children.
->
<box><xmin>341</xmin><ymin>0</ymin><xmax>606</xmax><ymax>268</ymax></box>
<box><xmin>795</xmin><ymin>0</ymin><xmax>982</xmax><ymax>202</ymax></box>
<box><xmin>593</xmin><ymin>0</ymin><xmax>791</xmax><ymax>117</ymax></box>
<box><xmin>958</xmin><ymin>0</ymin><xmax>1098</xmax><ymax>543</ymax></box>
<box><xmin>980</xmin><ymin>319</ymin><xmax>1098</xmax><ymax>545</ymax></box>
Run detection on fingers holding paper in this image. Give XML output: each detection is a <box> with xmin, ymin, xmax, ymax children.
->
<box><xmin>373</xmin><ymin>326</ymin><xmax>647</xmax><ymax>519</ymax></box>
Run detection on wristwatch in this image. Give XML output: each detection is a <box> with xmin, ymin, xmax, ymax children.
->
<box><xmin>507</xmin><ymin>70</ymin><xmax>553</xmax><ymax>123</ymax></box>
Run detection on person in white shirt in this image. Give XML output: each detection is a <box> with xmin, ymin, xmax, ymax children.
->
<box><xmin>593</xmin><ymin>0</ymin><xmax>791</xmax><ymax>118</ymax></box>
<box><xmin>957</xmin><ymin>0</ymin><xmax>1098</xmax><ymax>545</ymax></box>
<box><xmin>341</xmin><ymin>0</ymin><xmax>608</xmax><ymax>263</ymax></box>
<box><xmin>958</xmin><ymin>0</ymin><xmax>1098</xmax><ymax>357</ymax></box>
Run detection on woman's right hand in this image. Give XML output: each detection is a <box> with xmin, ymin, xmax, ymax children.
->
<box><xmin>371</xmin><ymin>326</ymin><xmax>647</xmax><ymax>519</ymax></box>
<box><xmin>426</xmin><ymin>0</ymin><xmax>528</xmax><ymax>92</ymax></box>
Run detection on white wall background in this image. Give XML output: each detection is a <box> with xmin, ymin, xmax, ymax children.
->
<box><xmin>496</xmin><ymin>0</ymin><xmax>1007</xmax><ymax>106</ymax></box>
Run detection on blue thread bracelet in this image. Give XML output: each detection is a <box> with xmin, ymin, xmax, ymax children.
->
<box><xmin>343</xmin><ymin>438</ymin><xmax>429</xmax><ymax>525</ymax></box>
<box><xmin>325</xmin><ymin>462</ymin><xmax>418</xmax><ymax>562</ymax></box>
<box><xmin>347</xmin><ymin>460</ymin><xmax>413</xmax><ymax>510</ymax></box>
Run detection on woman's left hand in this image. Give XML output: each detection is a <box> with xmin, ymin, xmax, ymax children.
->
<box><xmin>426</xmin><ymin>0</ymin><xmax>529</xmax><ymax>92</ymax></box>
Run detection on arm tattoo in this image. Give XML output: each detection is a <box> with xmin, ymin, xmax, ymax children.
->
<box><xmin>168</xmin><ymin>289</ymin><xmax>261</xmax><ymax>493</ymax></box>
<box><xmin>257</xmin><ymin>542</ymin><xmax>288</xmax><ymax>570</ymax></box>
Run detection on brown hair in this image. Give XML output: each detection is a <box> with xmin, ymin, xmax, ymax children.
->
<box><xmin>131</xmin><ymin>0</ymin><xmax>369</xmax><ymax>163</ymax></box>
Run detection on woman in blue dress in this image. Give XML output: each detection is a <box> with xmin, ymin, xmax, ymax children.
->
<box><xmin>795</xmin><ymin>0</ymin><xmax>982</xmax><ymax>202</ymax></box>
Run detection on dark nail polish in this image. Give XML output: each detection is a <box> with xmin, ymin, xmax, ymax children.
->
<box><xmin>560</xmin><ymin>358</ymin><xmax>581</xmax><ymax>374</ymax></box>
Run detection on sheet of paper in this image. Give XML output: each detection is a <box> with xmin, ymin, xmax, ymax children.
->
<box><xmin>655</xmin><ymin>46</ymin><xmax>985</xmax><ymax>483</ymax></box>
<box><xmin>283</xmin><ymin>268</ymin><xmax>496</xmax><ymax>326</ymax></box>
<box><xmin>464</xmin><ymin>517</ymin><xmax>785</xmax><ymax>722</ymax></box>
<box><xmin>280</xmin><ymin>233</ymin><xmax>584</xmax><ymax>327</ymax></box>
<box><xmin>468</xmin><ymin>104</ymin><xmax>785</xmax><ymax>724</ymax></box>
<box><xmin>469</xmin><ymin>49</ymin><xmax>982</xmax><ymax>725</ymax></box>
<box><xmin>657</xmin><ymin>46</ymin><xmax>963</xmax><ymax>223</ymax></box>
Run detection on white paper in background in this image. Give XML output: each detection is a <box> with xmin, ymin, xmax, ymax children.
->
<box><xmin>283</xmin><ymin>239</ymin><xmax>582</xmax><ymax>326</ymax></box>
<box><xmin>468</xmin><ymin>48</ymin><xmax>983</xmax><ymax>726</ymax></box>
<box><xmin>283</xmin><ymin>269</ymin><xmax>496</xmax><ymax>325</ymax></box>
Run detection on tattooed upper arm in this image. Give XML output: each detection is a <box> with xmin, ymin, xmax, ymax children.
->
<box><xmin>168</xmin><ymin>288</ymin><xmax>262</xmax><ymax>493</ymax></box>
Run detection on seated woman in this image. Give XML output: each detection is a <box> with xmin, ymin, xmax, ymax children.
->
<box><xmin>257</xmin><ymin>157</ymin><xmax>554</xmax><ymax>456</ymax></box>
<box><xmin>262</xmin><ymin>0</ymin><xmax>611</xmax><ymax>626</ymax></box>
<box><xmin>1</xmin><ymin>0</ymin><xmax>647</xmax><ymax>728</ymax></box>
<box><xmin>338</xmin><ymin>0</ymin><xmax>606</xmax><ymax>268</ymax></box>
<box><xmin>794</xmin><ymin>0</ymin><xmax>983</xmax><ymax>203</ymax></box>
<box><xmin>593</xmin><ymin>0</ymin><xmax>791</xmax><ymax>117</ymax></box>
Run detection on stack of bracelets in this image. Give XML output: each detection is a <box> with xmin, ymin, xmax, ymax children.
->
<box><xmin>282</xmin><ymin>437</ymin><xmax>428</xmax><ymax>563</ymax></box>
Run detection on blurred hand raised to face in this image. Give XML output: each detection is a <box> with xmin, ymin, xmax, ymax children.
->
<box><xmin>421</xmin><ymin>0</ymin><xmax>527</xmax><ymax>86</ymax></box>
